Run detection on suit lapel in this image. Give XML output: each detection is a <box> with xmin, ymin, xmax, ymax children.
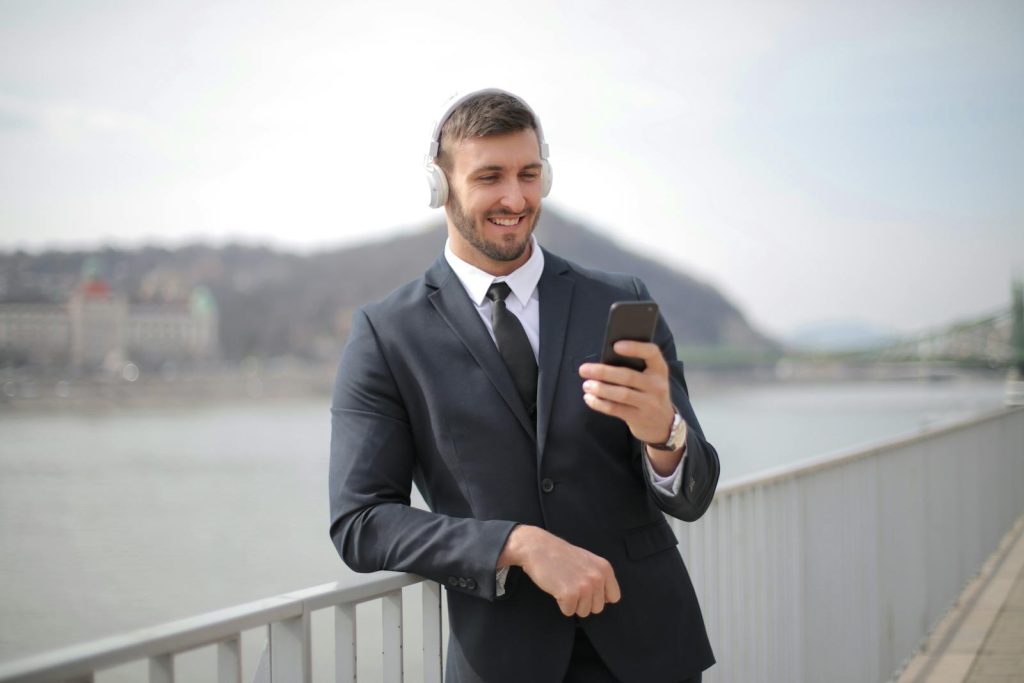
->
<box><xmin>425</xmin><ymin>255</ymin><xmax>537</xmax><ymax>440</ymax></box>
<box><xmin>536</xmin><ymin>250</ymin><xmax>574</xmax><ymax>461</ymax></box>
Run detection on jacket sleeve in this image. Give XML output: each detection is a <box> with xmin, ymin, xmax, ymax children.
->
<box><xmin>631</xmin><ymin>277</ymin><xmax>721</xmax><ymax>522</ymax></box>
<box><xmin>328</xmin><ymin>309</ymin><xmax>517</xmax><ymax>600</ymax></box>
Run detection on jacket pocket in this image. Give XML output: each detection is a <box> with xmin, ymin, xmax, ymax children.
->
<box><xmin>623</xmin><ymin>518</ymin><xmax>679</xmax><ymax>560</ymax></box>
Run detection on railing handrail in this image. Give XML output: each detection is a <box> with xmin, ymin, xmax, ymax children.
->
<box><xmin>717</xmin><ymin>405</ymin><xmax>1022</xmax><ymax>496</ymax></box>
<box><xmin>0</xmin><ymin>572</ymin><xmax>424</xmax><ymax>682</ymax></box>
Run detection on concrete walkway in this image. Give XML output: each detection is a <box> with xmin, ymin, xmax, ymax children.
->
<box><xmin>897</xmin><ymin>516</ymin><xmax>1024</xmax><ymax>683</ymax></box>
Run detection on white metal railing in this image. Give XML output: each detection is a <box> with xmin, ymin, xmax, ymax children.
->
<box><xmin>674</xmin><ymin>406</ymin><xmax>1024</xmax><ymax>683</ymax></box>
<box><xmin>0</xmin><ymin>572</ymin><xmax>440</xmax><ymax>683</ymax></box>
<box><xmin>0</xmin><ymin>407</ymin><xmax>1020</xmax><ymax>683</ymax></box>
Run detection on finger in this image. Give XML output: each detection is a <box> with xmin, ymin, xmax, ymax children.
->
<box><xmin>589</xmin><ymin>588</ymin><xmax>606</xmax><ymax>615</ymax></box>
<box><xmin>579</xmin><ymin>362</ymin><xmax>649</xmax><ymax>388</ymax></box>
<box><xmin>576</xmin><ymin>593</ymin><xmax>593</xmax><ymax>619</ymax></box>
<box><xmin>556</xmin><ymin>595</ymin><xmax>576</xmax><ymax>617</ymax></box>
<box><xmin>605</xmin><ymin>572</ymin><xmax>622</xmax><ymax>604</ymax></box>
<box><xmin>583</xmin><ymin>392</ymin><xmax>639</xmax><ymax>421</ymax></box>
<box><xmin>582</xmin><ymin>380</ymin><xmax>642</xmax><ymax>407</ymax></box>
<box><xmin>613</xmin><ymin>341</ymin><xmax>668</xmax><ymax>373</ymax></box>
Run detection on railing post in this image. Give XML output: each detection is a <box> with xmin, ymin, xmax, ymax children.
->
<box><xmin>217</xmin><ymin>636</ymin><xmax>242</xmax><ymax>683</ymax></box>
<box><xmin>148</xmin><ymin>654</ymin><xmax>173</xmax><ymax>683</ymax></box>
<box><xmin>381</xmin><ymin>591</ymin><xmax>403</xmax><ymax>683</ymax></box>
<box><xmin>335</xmin><ymin>604</ymin><xmax>356</xmax><ymax>683</ymax></box>
<box><xmin>421</xmin><ymin>582</ymin><xmax>443</xmax><ymax>683</ymax></box>
<box><xmin>270</xmin><ymin>613</ymin><xmax>311</xmax><ymax>683</ymax></box>
<box><xmin>253</xmin><ymin>640</ymin><xmax>270</xmax><ymax>683</ymax></box>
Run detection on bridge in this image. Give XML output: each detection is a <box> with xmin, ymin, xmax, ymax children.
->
<box><xmin>835</xmin><ymin>306</ymin><xmax>1016</xmax><ymax>367</ymax></box>
<box><xmin>0</xmin><ymin>407</ymin><xmax>1021</xmax><ymax>682</ymax></box>
<box><xmin>797</xmin><ymin>278</ymin><xmax>1024</xmax><ymax>369</ymax></box>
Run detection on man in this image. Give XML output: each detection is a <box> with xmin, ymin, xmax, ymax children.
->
<box><xmin>329</xmin><ymin>89</ymin><xmax>719</xmax><ymax>682</ymax></box>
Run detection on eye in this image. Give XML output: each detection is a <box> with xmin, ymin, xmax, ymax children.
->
<box><xmin>520</xmin><ymin>172</ymin><xmax>539</xmax><ymax>181</ymax></box>
<box><xmin>478</xmin><ymin>175</ymin><xmax>498</xmax><ymax>183</ymax></box>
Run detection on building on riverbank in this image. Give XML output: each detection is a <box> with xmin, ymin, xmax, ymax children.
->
<box><xmin>0</xmin><ymin>274</ymin><xmax>219</xmax><ymax>372</ymax></box>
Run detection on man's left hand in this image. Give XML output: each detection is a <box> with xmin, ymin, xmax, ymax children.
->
<box><xmin>579</xmin><ymin>340</ymin><xmax>675</xmax><ymax>445</ymax></box>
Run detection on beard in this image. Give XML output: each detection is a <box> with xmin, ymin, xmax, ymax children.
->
<box><xmin>448</xmin><ymin>189</ymin><xmax>541</xmax><ymax>263</ymax></box>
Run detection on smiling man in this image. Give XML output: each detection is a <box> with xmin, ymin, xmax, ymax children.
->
<box><xmin>329</xmin><ymin>89</ymin><xmax>719</xmax><ymax>683</ymax></box>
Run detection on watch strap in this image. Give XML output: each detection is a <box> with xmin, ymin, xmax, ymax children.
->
<box><xmin>646</xmin><ymin>409</ymin><xmax>686</xmax><ymax>451</ymax></box>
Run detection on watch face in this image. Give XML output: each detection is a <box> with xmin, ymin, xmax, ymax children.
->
<box><xmin>668</xmin><ymin>412</ymin><xmax>686</xmax><ymax>449</ymax></box>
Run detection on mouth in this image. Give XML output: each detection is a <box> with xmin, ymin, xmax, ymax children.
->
<box><xmin>487</xmin><ymin>214</ymin><xmax>527</xmax><ymax>227</ymax></box>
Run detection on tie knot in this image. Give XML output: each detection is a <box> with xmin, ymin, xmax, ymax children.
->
<box><xmin>486</xmin><ymin>281</ymin><xmax>513</xmax><ymax>304</ymax></box>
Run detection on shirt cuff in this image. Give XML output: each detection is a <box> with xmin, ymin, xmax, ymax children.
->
<box><xmin>495</xmin><ymin>565</ymin><xmax>510</xmax><ymax>597</ymax></box>
<box><xmin>644</xmin><ymin>443</ymin><xmax>687</xmax><ymax>496</ymax></box>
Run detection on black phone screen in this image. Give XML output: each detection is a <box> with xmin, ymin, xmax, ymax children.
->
<box><xmin>599</xmin><ymin>301</ymin><xmax>659</xmax><ymax>371</ymax></box>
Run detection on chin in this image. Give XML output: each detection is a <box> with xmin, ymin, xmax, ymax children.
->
<box><xmin>482</xmin><ymin>224</ymin><xmax>534</xmax><ymax>262</ymax></box>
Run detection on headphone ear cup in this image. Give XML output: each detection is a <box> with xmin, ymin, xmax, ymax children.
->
<box><xmin>540</xmin><ymin>160</ymin><xmax>553</xmax><ymax>198</ymax></box>
<box><xmin>425</xmin><ymin>163</ymin><xmax>449</xmax><ymax>209</ymax></box>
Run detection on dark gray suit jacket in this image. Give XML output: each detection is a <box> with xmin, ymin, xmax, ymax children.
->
<box><xmin>329</xmin><ymin>248</ymin><xmax>718</xmax><ymax>682</ymax></box>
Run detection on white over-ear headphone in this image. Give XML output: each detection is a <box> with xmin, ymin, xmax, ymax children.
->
<box><xmin>424</xmin><ymin>88</ymin><xmax>553</xmax><ymax>209</ymax></box>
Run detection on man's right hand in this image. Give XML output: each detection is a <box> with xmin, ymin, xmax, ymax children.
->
<box><xmin>497</xmin><ymin>525</ymin><xmax>621</xmax><ymax>618</ymax></box>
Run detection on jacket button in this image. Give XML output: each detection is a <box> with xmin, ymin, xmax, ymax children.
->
<box><xmin>466</xmin><ymin>578</ymin><xmax>477</xmax><ymax>590</ymax></box>
<box><xmin>541</xmin><ymin>478</ymin><xmax>555</xmax><ymax>494</ymax></box>
<box><xmin>448</xmin><ymin>576</ymin><xmax>458</xmax><ymax>586</ymax></box>
<box><xmin>458</xmin><ymin>578</ymin><xmax>468</xmax><ymax>588</ymax></box>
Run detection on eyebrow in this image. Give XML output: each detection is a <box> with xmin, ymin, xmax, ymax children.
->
<box><xmin>470</xmin><ymin>162</ymin><xmax>543</xmax><ymax>175</ymax></box>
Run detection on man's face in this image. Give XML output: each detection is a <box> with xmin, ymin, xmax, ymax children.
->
<box><xmin>444</xmin><ymin>128</ymin><xmax>544</xmax><ymax>276</ymax></box>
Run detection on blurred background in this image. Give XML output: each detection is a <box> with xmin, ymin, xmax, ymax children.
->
<box><xmin>1</xmin><ymin>0</ymin><xmax>1022</xmax><ymax>673</ymax></box>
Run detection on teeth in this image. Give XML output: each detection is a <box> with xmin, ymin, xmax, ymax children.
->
<box><xmin>490</xmin><ymin>217</ymin><xmax>520</xmax><ymax>226</ymax></box>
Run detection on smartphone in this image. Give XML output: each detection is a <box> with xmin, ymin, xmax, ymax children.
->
<box><xmin>600</xmin><ymin>301</ymin><xmax>660</xmax><ymax>371</ymax></box>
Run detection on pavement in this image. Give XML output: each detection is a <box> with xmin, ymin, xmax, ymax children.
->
<box><xmin>897</xmin><ymin>515</ymin><xmax>1024</xmax><ymax>683</ymax></box>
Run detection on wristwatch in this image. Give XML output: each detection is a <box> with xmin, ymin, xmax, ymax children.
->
<box><xmin>646</xmin><ymin>408</ymin><xmax>687</xmax><ymax>451</ymax></box>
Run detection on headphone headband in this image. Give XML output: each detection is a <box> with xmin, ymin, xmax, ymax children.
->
<box><xmin>425</xmin><ymin>88</ymin><xmax>549</xmax><ymax>162</ymax></box>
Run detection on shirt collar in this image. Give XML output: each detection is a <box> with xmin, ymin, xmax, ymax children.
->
<box><xmin>444</xmin><ymin>235</ymin><xmax>545</xmax><ymax>307</ymax></box>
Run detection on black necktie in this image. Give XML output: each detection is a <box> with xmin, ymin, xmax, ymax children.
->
<box><xmin>486</xmin><ymin>282</ymin><xmax>538</xmax><ymax>415</ymax></box>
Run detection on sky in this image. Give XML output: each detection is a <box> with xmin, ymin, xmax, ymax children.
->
<box><xmin>0</xmin><ymin>0</ymin><xmax>1021</xmax><ymax>338</ymax></box>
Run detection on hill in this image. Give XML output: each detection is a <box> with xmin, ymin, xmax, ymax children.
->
<box><xmin>0</xmin><ymin>209</ymin><xmax>773</xmax><ymax>363</ymax></box>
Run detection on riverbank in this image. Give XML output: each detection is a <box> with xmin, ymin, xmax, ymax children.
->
<box><xmin>0</xmin><ymin>361</ymin><xmax>1008</xmax><ymax>413</ymax></box>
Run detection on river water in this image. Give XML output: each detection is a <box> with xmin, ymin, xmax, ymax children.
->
<box><xmin>0</xmin><ymin>377</ymin><xmax>1008</xmax><ymax>679</ymax></box>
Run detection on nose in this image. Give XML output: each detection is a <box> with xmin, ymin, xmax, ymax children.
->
<box><xmin>499</xmin><ymin>178</ymin><xmax>527</xmax><ymax>214</ymax></box>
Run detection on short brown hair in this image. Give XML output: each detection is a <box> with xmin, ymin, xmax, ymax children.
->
<box><xmin>436</xmin><ymin>92</ymin><xmax>537</xmax><ymax>172</ymax></box>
